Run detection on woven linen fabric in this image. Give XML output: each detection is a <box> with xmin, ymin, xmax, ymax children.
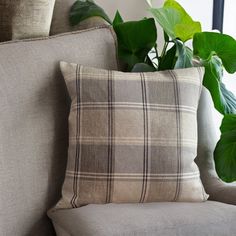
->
<box><xmin>0</xmin><ymin>0</ymin><xmax>55</xmax><ymax>42</ymax></box>
<box><xmin>0</xmin><ymin>26</ymin><xmax>118</xmax><ymax>236</ymax></box>
<box><xmin>57</xmin><ymin>62</ymin><xmax>208</xmax><ymax>209</ymax></box>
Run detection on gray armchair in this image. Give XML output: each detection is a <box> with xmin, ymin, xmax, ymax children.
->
<box><xmin>0</xmin><ymin>1</ymin><xmax>235</xmax><ymax>235</ymax></box>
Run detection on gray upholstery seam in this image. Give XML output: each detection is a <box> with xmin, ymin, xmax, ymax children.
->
<box><xmin>107</xmin><ymin>27</ymin><xmax>120</xmax><ymax>70</ymax></box>
<box><xmin>0</xmin><ymin>24</ymin><xmax>120</xmax><ymax>73</ymax></box>
<box><xmin>0</xmin><ymin>25</ymin><xmax>114</xmax><ymax>45</ymax></box>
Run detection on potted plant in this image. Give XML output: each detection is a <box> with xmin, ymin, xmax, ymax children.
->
<box><xmin>69</xmin><ymin>0</ymin><xmax>236</xmax><ymax>183</ymax></box>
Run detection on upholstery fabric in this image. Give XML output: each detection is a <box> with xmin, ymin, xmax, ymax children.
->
<box><xmin>196</xmin><ymin>87</ymin><xmax>236</xmax><ymax>205</ymax></box>
<box><xmin>57</xmin><ymin>64</ymin><xmax>208</xmax><ymax>209</ymax></box>
<box><xmin>0</xmin><ymin>0</ymin><xmax>55</xmax><ymax>42</ymax></box>
<box><xmin>0</xmin><ymin>27</ymin><xmax>118</xmax><ymax>236</ymax></box>
<box><xmin>48</xmin><ymin>201</ymin><xmax>236</xmax><ymax>236</ymax></box>
<box><xmin>50</xmin><ymin>0</ymin><xmax>107</xmax><ymax>35</ymax></box>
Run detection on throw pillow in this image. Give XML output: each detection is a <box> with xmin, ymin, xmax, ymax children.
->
<box><xmin>57</xmin><ymin>62</ymin><xmax>208</xmax><ymax>208</ymax></box>
<box><xmin>0</xmin><ymin>0</ymin><xmax>55</xmax><ymax>42</ymax></box>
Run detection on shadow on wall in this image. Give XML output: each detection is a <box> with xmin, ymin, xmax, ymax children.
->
<box><xmin>0</xmin><ymin>2</ymin><xmax>16</xmax><ymax>41</ymax></box>
<box><xmin>95</xmin><ymin>0</ymin><xmax>163</xmax><ymax>21</ymax></box>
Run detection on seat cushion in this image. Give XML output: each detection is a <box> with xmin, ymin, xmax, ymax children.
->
<box><xmin>48</xmin><ymin>201</ymin><xmax>236</xmax><ymax>236</ymax></box>
<box><xmin>0</xmin><ymin>26</ymin><xmax>118</xmax><ymax>236</ymax></box>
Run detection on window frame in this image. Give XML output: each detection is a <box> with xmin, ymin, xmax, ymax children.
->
<box><xmin>213</xmin><ymin>0</ymin><xmax>225</xmax><ymax>32</ymax></box>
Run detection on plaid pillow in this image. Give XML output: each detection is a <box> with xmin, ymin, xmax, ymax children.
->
<box><xmin>57</xmin><ymin>62</ymin><xmax>208</xmax><ymax>209</ymax></box>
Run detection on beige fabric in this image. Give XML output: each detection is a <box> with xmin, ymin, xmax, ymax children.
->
<box><xmin>0</xmin><ymin>27</ymin><xmax>118</xmax><ymax>236</ymax></box>
<box><xmin>0</xmin><ymin>0</ymin><xmax>55</xmax><ymax>42</ymax></box>
<box><xmin>48</xmin><ymin>201</ymin><xmax>236</xmax><ymax>236</ymax></box>
<box><xmin>196</xmin><ymin>87</ymin><xmax>236</xmax><ymax>205</ymax></box>
<box><xmin>57</xmin><ymin>64</ymin><xmax>208</xmax><ymax>209</ymax></box>
<box><xmin>50</xmin><ymin>0</ymin><xmax>107</xmax><ymax>35</ymax></box>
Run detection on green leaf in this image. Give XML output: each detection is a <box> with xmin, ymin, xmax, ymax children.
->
<box><xmin>220</xmin><ymin>114</ymin><xmax>236</xmax><ymax>132</ymax></box>
<box><xmin>132</xmin><ymin>63</ymin><xmax>156</xmax><ymax>72</ymax></box>
<box><xmin>150</xmin><ymin>8</ymin><xmax>179</xmax><ymax>40</ymax></box>
<box><xmin>113</xmin><ymin>18</ymin><xmax>157</xmax><ymax>71</ymax></box>
<box><xmin>193</xmin><ymin>32</ymin><xmax>236</xmax><ymax>74</ymax></box>
<box><xmin>158</xmin><ymin>44</ymin><xmax>177</xmax><ymax>70</ymax></box>
<box><xmin>220</xmin><ymin>83</ymin><xmax>236</xmax><ymax>114</ymax></box>
<box><xmin>150</xmin><ymin>0</ymin><xmax>201</xmax><ymax>42</ymax></box>
<box><xmin>214</xmin><ymin>114</ymin><xmax>236</xmax><ymax>183</ymax></box>
<box><xmin>69</xmin><ymin>0</ymin><xmax>112</xmax><ymax>26</ymax></box>
<box><xmin>113</xmin><ymin>10</ymin><xmax>123</xmax><ymax>26</ymax></box>
<box><xmin>165</xmin><ymin>0</ymin><xmax>202</xmax><ymax>41</ymax></box>
<box><xmin>174</xmin><ymin>41</ymin><xmax>193</xmax><ymax>69</ymax></box>
<box><xmin>202</xmin><ymin>56</ymin><xmax>236</xmax><ymax>114</ymax></box>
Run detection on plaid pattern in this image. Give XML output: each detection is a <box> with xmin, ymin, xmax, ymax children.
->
<box><xmin>57</xmin><ymin>62</ymin><xmax>208</xmax><ymax>209</ymax></box>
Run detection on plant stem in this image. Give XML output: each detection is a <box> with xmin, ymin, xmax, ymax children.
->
<box><xmin>161</xmin><ymin>41</ymin><xmax>169</xmax><ymax>58</ymax></box>
<box><xmin>154</xmin><ymin>44</ymin><xmax>159</xmax><ymax>59</ymax></box>
<box><xmin>154</xmin><ymin>44</ymin><xmax>160</xmax><ymax>66</ymax></box>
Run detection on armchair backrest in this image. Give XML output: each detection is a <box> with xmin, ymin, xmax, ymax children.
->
<box><xmin>0</xmin><ymin>26</ymin><xmax>118</xmax><ymax>236</ymax></box>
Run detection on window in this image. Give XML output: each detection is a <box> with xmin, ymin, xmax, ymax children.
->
<box><xmin>220</xmin><ymin>0</ymin><xmax>236</xmax><ymax>94</ymax></box>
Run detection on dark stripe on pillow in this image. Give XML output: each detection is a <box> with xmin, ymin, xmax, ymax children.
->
<box><xmin>170</xmin><ymin>70</ymin><xmax>182</xmax><ymax>201</ymax></box>
<box><xmin>140</xmin><ymin>73</ymin><xmax>149</xmax><ymax>203</ymax></box>
<box><xmin>71</xmin><ymin>65</ymin><xmax>81</xmax><ymax>208</ymax></box>
<box><xmin>106</xmin><ymin>70</ymin><xmax>114</xmax><ymax>203</ymax></box>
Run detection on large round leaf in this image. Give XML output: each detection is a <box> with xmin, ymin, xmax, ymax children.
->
<box><xmin>214</xmin><ymin>114</ymin><xmax>236</xmax><ymax>183</ymax></box>
<box><xmin>113</xmin><ymin>18</ymin><xmax>157</xmax><ymax>71</ymax></box>
<box><xmin>193</xmin><ymin>32</ymin><xmax>236</xmax><ymax>74</ymax></box>
<box><xmin>202</xmin><ymin>56</ymin><xmax>236</xmax><ymax>115</ymax></box>
<box><xmin>164</xmin><ymin>0</ymin><xmax>201</xmax><ymax>41</ymax></box>
<box><xmin>150</xmin><ymin>8</ymin><xmax>180</xmax><ymax>40</ymax></box>
<box><xmin>174</xmin><ymin>41</ymin><xmax>193</xmax><ymax>69</ymax></box>
<box><xmin>150</xmin><ymin>0</ymin><xmax>201</xmax><ymax>42</ymax></box>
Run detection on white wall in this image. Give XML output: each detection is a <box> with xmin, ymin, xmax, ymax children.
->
<box><xmin>95</xmin><ymin>0</ymin><xmax>213</xmax><ymax>47</ymax></box>
<box><xmin>176</xmin><ymin>0</ymin><xmax>213</xmax><ymax>31</ymax></box>
<box><xmin>95</xmin><ymin>0</ymin><xmax>213</xmax><ymax>30</ymax></box>
<box><xmin>95</xmin><ymin>0</ymin><xmax>150</xmax><ymax>21</ymax></box>
<box><xmin>223</xmin><ymin>0</ymin><xmax>236</xmax><ymax>95</ymax></box>
<box><xmin>224</xmin><ymin>0</ymin><xmax>236</xmax><ymax>38</ymax></box>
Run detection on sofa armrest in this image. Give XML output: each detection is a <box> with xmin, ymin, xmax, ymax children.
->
<box><xmin>208</xmin><ymin>178</ymin><xmax>236</xmax><ymax>205</ymax></box>
<box><xmin>196</xmin><ymin>87</ymin><xmax>236</xmax><ymax>205</ymax></box>
<box><xmin>198</xmin><ymin>153</ymin><xmax>236</xmax><ymax>205</ymax></box>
